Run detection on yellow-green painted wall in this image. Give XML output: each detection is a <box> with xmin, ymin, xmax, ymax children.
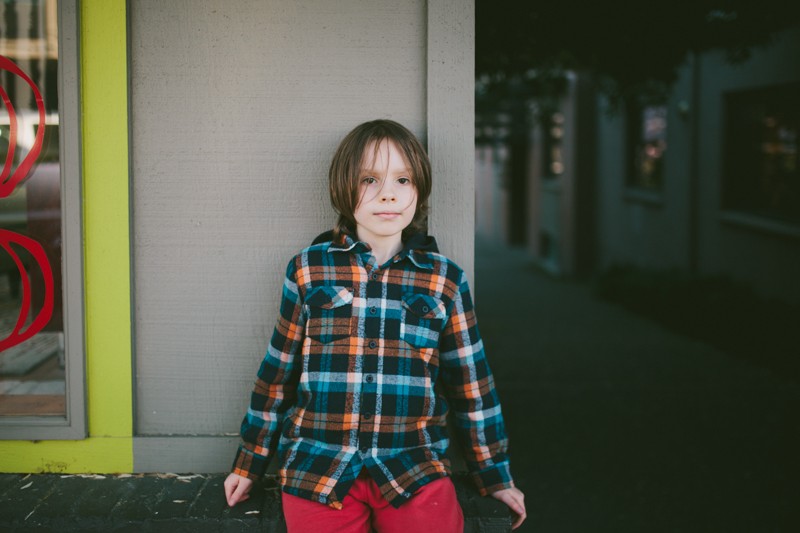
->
<box><xmin>0</xmin><ymin>0</ymin><xmax>133</xmax><ymax>472</ymax></box>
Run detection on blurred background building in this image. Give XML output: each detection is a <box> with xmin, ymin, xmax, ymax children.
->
<box><xmin>475</xmin><ymin>2</ymin><xmax>800</xmax><ymax>304</ymax></box>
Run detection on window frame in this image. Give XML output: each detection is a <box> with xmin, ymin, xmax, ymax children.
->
<box><xmin>0</xmin><ymin>0</ymin><xmax>86</xmax><ymax>440</ymax></box>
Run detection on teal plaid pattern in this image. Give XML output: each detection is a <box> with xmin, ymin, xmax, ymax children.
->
<box><xmin>232</xmin><ymin>234</ymin><xmax>514</xmax><ymax>508</ymax></box>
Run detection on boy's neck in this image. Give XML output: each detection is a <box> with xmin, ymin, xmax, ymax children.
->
<box><xmin>357</xmin><ymin>231</ymin><xmax>403</xmax><ymax>266</ymax></box>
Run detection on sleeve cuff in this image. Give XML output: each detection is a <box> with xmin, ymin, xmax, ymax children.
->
<box><xmin>471</xmin><ymin>461</ymin><xmax>515</xmax><ymax>496</ymax></box>
<box><xmin>231</xmin><ymin>444</ymin><xmax>269</xmax><ymax>481</ymax></box>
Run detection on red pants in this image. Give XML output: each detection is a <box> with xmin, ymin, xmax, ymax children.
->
<box><xmin>282</xmin><ymin>474</ymin><xmax>464</xmax><ymax>533</ymax></box>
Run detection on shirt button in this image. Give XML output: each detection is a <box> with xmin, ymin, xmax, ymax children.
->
<box><xmin>369</xmin><ymin>341</ymin><xmax>377</xmax><ymax>349</ymax></box>
<box><xmin>365</xmin><ymin>375</ymin><xmax>374</xmax><ymax>383</ymax></box>
<box><xmin>363</xmin><ymin>412</ymin><xmax>373</xmax><ymax>420</ymax></box>
<box><xmin>369</xmin><ymin>306</ymin><xmax>377</xmax><ymax>315</ymax></box>
<box><xmin>371</xmin><ymin>272</ymin><xmax>379</xmax><ymax>281</ymax></box>
<box><xmin>360</xmin><ymin>446</ymin><xmax>369</xmax><ymax>454</ymax></box>
<box><xmin>422</xmin><ymin>306</ymin><xmax>429</xmax><ymax>313</ymax></box>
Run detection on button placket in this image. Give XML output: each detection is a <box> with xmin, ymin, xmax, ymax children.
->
<box><xmin>358</xmin><ymin>257</ymin><xmax>384</xmax><ymax>458</ymax></box>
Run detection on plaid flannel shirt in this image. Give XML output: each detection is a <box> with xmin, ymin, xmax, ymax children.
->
<box><xmin>232</xmin><ymin>233</ymin><xmax>514</xmax><ymax>508</ymax></box>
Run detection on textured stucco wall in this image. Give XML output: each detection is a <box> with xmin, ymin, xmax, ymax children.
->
<box><xmin>130</xmin><ymin>0</ymin><xmax>474</xmax><ymax>470</ymax></box>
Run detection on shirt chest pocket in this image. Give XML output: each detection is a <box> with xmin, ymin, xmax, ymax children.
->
<box><xmin>401</xmin><ymin>293</ymin><xmax>447</xmax><ymax>349</ymax></box>
<box><xmin>304</xmin><ymin>285</ymin><xmax>355</xmax><ymax>344</ymax></box>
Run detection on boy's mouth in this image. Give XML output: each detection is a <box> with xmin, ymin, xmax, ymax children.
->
<box><xmin>374</xmin><ymin>212</ymin><xmax>401</xmax><ymax>218</ymax></box>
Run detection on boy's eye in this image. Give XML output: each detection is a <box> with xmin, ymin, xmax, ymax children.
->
<box><xmin>397</xmin><ymin>177</ymin><xmax>411</xmax><ymax>185</ymax></box>
<box><xmin>362</xmin><ymin>176</ymin><xmax>378</xmax><ymax>185</ymax></box>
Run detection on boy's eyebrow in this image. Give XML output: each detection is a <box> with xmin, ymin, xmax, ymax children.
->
<box><xmin>360</xmin><ymin>167</ymin><xmax>412</xmax><ymax>175</ymax></box>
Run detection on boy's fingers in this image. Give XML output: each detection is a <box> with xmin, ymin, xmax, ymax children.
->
<box><xmin>224</xmin><ymin>479</ymin><xmax>234</xmax><ymax>500</ymax></box>
<box><xmin>498</xmin><ymin>491</ymin><xmax>524</xmax><ymax>515</ymax></box>
<box><xmin>495</xmin><ymin>489</ymin><xmax>526</xmax><ymax>529</ymax></box>
<box><xmin>229</xmin><ymin>480</ymin><xmax>251</xmax><ymax>507</ymax></box>
<box><xmin>230</xmin><ymin>484</ymin><xmax>244</xmax><ymax>506</ymax></box>
<box><xmin>508</xmin><ymin>496</ymin><xmax>526</xmax><ymax>529</ymax></box>
<box><xmin>224</xmin><ymin>473</ymin><xmax>255</xmax><ymax>507</ymax></box>
<box><xmin>234</xmin><ymin>485</ymin><xmax>250</xmax><ymax>501</ymax></box>
<box><xmin>512</xmin><ymin>510</ymin><xmax>526</xmax><ymax>530</ymax></box>
<box><xmin>225</xmin><ymin>478</ymin><xmax>241</xmax><ymax>506</ymax></box>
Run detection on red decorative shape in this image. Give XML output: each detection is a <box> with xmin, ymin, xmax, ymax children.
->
<box><xmin>0</xmin><ymin>55</ymin><xmax>55</xmax><ymax>352</ymax></box>
<box><xmin>0</xmin><ymin>85</ymin><xmax>17</xmax><ymax>184</ymax></box>
<box><xmin>0</xmin><ymin>54</ymin><xmax>45</xmax><ymax>199</ymax></box>
<box><xmin>0</xmin><ymin>230</ymin><xmax>54</xmax><ymax>351</ymax></box>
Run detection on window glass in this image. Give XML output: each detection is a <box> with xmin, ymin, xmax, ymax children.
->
<box><xmin>0</xmin><ymin>0</ymin><xmax>64</xmax><ymax>418</ymax></box>
<box><xmin>723</xmin><ymin>83</ymin><xmax>800</xmax><ymax>225</ymax></box>
<box><xmin>627</xmin><ymin>104</ymin><xmax>667</xmax><ymax>190</ymax></box>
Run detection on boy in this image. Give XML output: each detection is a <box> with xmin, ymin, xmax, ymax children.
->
<box><xmin>224</xmin><ymin>120</ymin><xmax>526</xmax><ymax>531</ymax></box>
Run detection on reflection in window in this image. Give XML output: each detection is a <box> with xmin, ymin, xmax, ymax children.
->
<box><xmin>627</xmin><ymin>104</ymin><xmax>667</xmax><ymax>190</ymax></box>
<box><xmin>542</xmin><ymin>111</ymin><xmax>564</xmax><ymax>177</ymax></box>
<box><xmin>723</xmin><ymin>83</ymin><xmax>799</xmax><ymax>225</ymax></box>
<box><xmin>0</xmin><ymin>0</ymin><xmax>64</xmax><ymax>417</ymax></box>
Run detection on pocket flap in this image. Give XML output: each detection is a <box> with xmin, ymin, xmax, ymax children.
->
<box><xmin>306</xmin><ymin>286</ymin><xmax>354</xmax><ymax>309</ymax></box>
<box><xmin>402</xmin><ymin>293</ymin><xmax>446</xmax><ymax>319</ymax></box>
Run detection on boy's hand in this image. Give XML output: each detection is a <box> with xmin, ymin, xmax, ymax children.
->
<box><xmin>224</xmin><ymin>473</ymin><xmax>254</xmax><ymax>507</ymax></box>
<box><xmin>491</xmin><ymin>487</ymin><xmax>526</xmax><ymax>530</ymax></box>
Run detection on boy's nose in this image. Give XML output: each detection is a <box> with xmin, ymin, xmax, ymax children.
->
<box><xmin>379</xmin><ymin>183</ymin><xmax>397</xmax><ymax>202</ymax></box>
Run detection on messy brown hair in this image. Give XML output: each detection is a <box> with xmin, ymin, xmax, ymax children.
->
<box><xmin>329</xmin><ymin>119</ymin><xmax>431</xmax><ymax>243</ymax></box>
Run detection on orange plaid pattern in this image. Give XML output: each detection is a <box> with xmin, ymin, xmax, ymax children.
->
<box><xmin>232</xmin><ymin>233</ymin><xmax>514</xmax><ymax>508</ymax></box>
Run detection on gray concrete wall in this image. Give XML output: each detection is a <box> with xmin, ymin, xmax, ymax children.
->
<box><xmin>695</xmin><ymin>26</ymin><xmax>800</xmax><ymax>302</ymax></box>
<box><xmin>129</xmin><ymin>0</ymin><xmax>474</xmax><ymax>471</ymax></box>
<box><xmin>595</xmin><ymin>66</ymin><xmax>694</xmax><ymax>272</ymax></box>
<box><xmin>595</xmin><ymin>26</ymin><xmax>800</xmax><ymax>302</ymax></box>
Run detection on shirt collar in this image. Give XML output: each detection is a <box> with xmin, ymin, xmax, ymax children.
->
<box><xmin>326</xmin><ymin>232</ymin><xmax>437</xmax><ymax>270</ymax></box>
<box><xmin>327</xmin><ymin>233</ymin><xmax>366</xmax><ymax>253</ymax></box>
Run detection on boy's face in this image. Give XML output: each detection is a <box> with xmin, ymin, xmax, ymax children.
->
<box><xmin>353</xmin><ymin>139</ymin><xmax>418</xmax><ymax>246</ymax></box>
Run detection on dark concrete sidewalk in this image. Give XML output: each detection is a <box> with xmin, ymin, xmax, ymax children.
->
<box><xmin>0</xmin><ymin>473</ymin><xmax>275</xmax><ymax>532</ymax></box>
<box><xmin>0</xmin><ymin>473</ymin><xmax>510</xmax><ymax>532</ymax></box>
<box><xmin>475</xmin><ymin>238</ymin><xmax>800</xmax><ymax>533</ymax></box>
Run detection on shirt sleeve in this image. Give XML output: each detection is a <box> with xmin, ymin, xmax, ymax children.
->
<box><xmin>437</xmin><ymin>269</ymin><xmax>515</xmax><ymax>495</ymax></box>
<box><xmin>232</xmin><ymin>257</ymin><xmax>306</xmax><ymax>480</ymax></box>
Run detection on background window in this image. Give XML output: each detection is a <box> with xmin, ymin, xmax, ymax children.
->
<box><xmin>723</xmin><ymin>83</ymin><xmax>799</xmax><ymax>225</ymax></box>
<box><xmin>542</xmin><ymin>111</ymin><xmax>565</xmax><ymax>178</ymax></box>
<box><xmin>626</xmin><ymin>103</ymin><xmax>667</xmax><ymax>190</ymax></box>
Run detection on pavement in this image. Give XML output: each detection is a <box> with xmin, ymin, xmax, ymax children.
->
<box><xmin>0</xmin><ymin>472</ymin><xmax>510</xmax><ymax>532</ymax></box>
<box><xmin>474</xmin><ymin>237</ymin><xmax>800</xmax><ymax>533</ymax></box>
<box><xmin>2</xmin><ymin>238</ymin><xmax>799</xmax><ymax>532</ymax></box>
